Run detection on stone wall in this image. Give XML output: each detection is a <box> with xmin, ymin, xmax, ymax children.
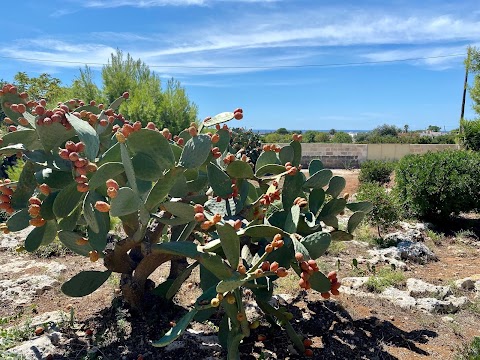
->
<box><xmin>277</xmin><ymin>143</ymin><xmax>460</xmax><ymax>168</ymax></box>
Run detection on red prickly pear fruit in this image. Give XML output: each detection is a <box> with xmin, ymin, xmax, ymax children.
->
<box><xmin>75</xmin><ymin>159</ymin><xmax>88</xmax><ymax>168</ymax></box>
<box><xmin>39</xmin><ymin>184</ymin><xmax>51</xmax><ymax>195</ymax></box>
<box><xmin>295</xmin><ymin>252</ymin><xmax>304</xmax><ymax>262</ymax></box>
<box><xmin>194</xmin><ymin>213</ymin><xmax>205</xmax><ymax>222</ymax></box>
<box><xmin>69</xmin><ymin>152</ymin><xmax>80</xmax><ymax>162</ymax></box>
<box><xmin>29</xmin><ymin>197</ymin><xmax>42</xmax><ymax>206</ymax></box>
<box><xmin>133</xmin><ymin>121</ymin><xmax>142</xmax><ymax>131</ymax></box>
<box><xmin>99</xmin><ymin>119</ymin><xmax>108</xmax><ymax>127</ymax></box>
<box><xmin>8</xmin><ymin>125</ymin><xmax>17</xmax><ymax>132</ymax></box>
<box><xmin>90</xmin><ymin>100</ymin><xmax>96</xmax><ymax>106</ymax></box>
<box><xmin>147</xmin><ymin>122</ymin><xmax>156</xmax><ymax>130</ymax></box>
<box><xmin>212</xmin><ymin>213</ymin><xmax>222</xmax><ymax>223</ymax></box>
<box><xmin>75</xmin><ymin>175</ymin><xmax>88</xmax><ymax>183</ymax></box>
<box><xmin>30</xmin><ymin>218</ymin><xmax>46</xmax><ymax>227</ymax></box>
<box><xmin>17</xmin><ymin>104</ymin><xmax>26</xmax><ymax>113</ymax></box>
<box><xmin>233</xmin><ymin>219</ymin><xmax>242</xmax><ymax>230</ymax></box>
<box><xmin>237</xmin><ymin>264</ymin><xmax>247</xmax><ymax>274</ymax></box>
<box><xmin>106</xmin><ymin>179</ymin><xmax>119</xmax><ymax>190</ymax></box>
<box><xmin>76</xmin><ymin>237</ymin><xmax>89</xmax><ymax>246</ymax></box>
<box><xmin>188</xmin><ymin>126</ymin><xmax>198</xmax><ymax>137</ymax></box>
<box><xmin>85</xmin><ymin>163</ymin><xmax>98</xmax><ymax>173</ymax></box>
<box><xmin>233</xmin><ymin>108</ymin><xmax>243</xmax><ymax>114</ymax></box>
<box><xmin>193</xmin><ymin>204</ymin><xmax>204</xmax><ymax>213</ymax></box>
<box><xmin>85</xmin><ymin>328</ymin><xmax>94</xmax><ymax>336</ymax></box>
<box><xmin>330</xmin><ymin>288</ymin><xmax>340</xmax><ymax>296</ymax></box>
<box><xmin>234</xmin><ymin>112</ymin><xmax>243</xmax><ymax>120</ymax></box>
<box><xmin>321</xmin><ymin>292</ymin><xmax>331</xmax><ymax>299</ymax></box>
<box><xmin>276</xmin><ymin>267</ymin><xmax>288</xmax><ymax>277</ymax></box>
<box><xmin>89</xmin><ymin>251</ymin><xmax>100</xmax><ymax>262</ymax></box>
<box><xmin>65</xmin><ymin>141</ymin><xmax>76</xmax><ymax>152</ymax></box>
<box><xmin>35</xmin><ymin>105</ymin><xmax>45</xmax><ymax>116</ymax></box>
<box><xmin>77</xmin><ymin>183</ymin><xmax>89</xmax><ymax>193</ymax></box>
<box><xmin>265</xmin><ymin>244</ymin><xmax>273</xmax><ymax>253</ymax></box>
<box><xmin>269</xmin><ymin>261</ymin><xmax>279</xmax><ymax>272</ymax></box>
<box><xmin>211</xmin><ymin>133</ymin><xmax>220</xmax><ymax>143</ymax></box>
<box><xmin>177</xmin><ymin>138</ymin><xmax>184</xmax><ymax>146</ymax></box>
<box><xmin>34</xmin><ymin>326</ymin><xmax>44</xmax><ymax>336</ymax></box>
<box><xmin>94</xmin><ymin>201</ymin><xmax>110</xmax><ymax>212</ymax></box>
<box><xmin>59</xmin><ymin>149</ymin><xmax>70</xmax><ymax>160</ymax></box>
<box><xmin>257</xmin><ymin>334</ymin><xmax>266</xmax><ymax>342</ymax></box>
<box><xmin>107</xmin><ymin>187</ymin><xmax>118</xmax><ymax>199</ymax></box>
<box><xmin>261</xmin><ymin>261</ymin><xmax>270</xmax><ymax>272</ymax></box>
<box><xmin>304</xmin><ymin>349</ymin><xmax>314</xmax><ymax>357</ymax></box>
<box><xmin>122</xmin><ymin>92</ymin><xmax>129</xmax><ymax>99</ymax></box>
<box><xmin>303</xmin><ymin>338</ymin><xmax>313</xmax><ymax>347</ymax></box>
<box><xmin>327</xmin><ymin>271</ymin><xmax>337</xmax><ymax>280</ymax></box>
<box><xmin>76</xmin><ymin>142</ymin><xmax>86</xmax><ymax>153</ymax></box>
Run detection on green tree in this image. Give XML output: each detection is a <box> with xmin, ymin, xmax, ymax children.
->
<box><xmin>158</xmin><ymin>78</ymin><xmax>198</xmax><ymax>135</ymax></box>
<box><xmin>331</xmin><ymin>131</ymin><xmax>352</xmax><ymax>143</ymax></box>
<box><xmin>467</xmin><ymin>46</ymin><xmax>480</xmax><ymax>116</ymax></box>
<box><xmin>13</xmin><ymin>72</ymin><xmax>68</xmax><ymax>102</ymax></box>
<box><xmin>427</xmin><ymin>125</ymin><xmax>441</xmax><ymax>132</ymax></box>
<box><xmin>314</xmin><ymin>132</ymin><xmax>330</xmax><ymax>143</ymax></box>
<box><xmin>276</xmin><ymin>127</ymin><xmax>288</xmax><ymax>135</ymax></box>
<box><xmin>372</xmin><ymin>124</ymin><xmax>401</xmax><ymax>137</ymax></box>
<box><xmin>102</xmin><ymin>50</ymin><xmax>197</xmax><ymax>133</ymax></box>
<box><xmin>70</xmin><ymin>66</ymin><xmax>105</xmax><ymax>104</ymax></box>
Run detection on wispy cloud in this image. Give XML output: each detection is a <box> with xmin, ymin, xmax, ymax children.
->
<box><xmin>2</xmin><ymin>9</ymin><xmax>478</xmax><ymax>75</ymax></box>
<box><xmin>83</xmin><ymin>0</ymin><xmax>278</xmax><ymax>8</ymax></box>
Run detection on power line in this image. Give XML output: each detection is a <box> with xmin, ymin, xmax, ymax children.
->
<box><xmin>0</xmin><ymin>53</ymin><xmax>466</xmax><ymax>70</ymax></box>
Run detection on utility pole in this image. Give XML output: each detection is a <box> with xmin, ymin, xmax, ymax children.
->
<box><xmin>460</xmin><ymin>46</ymin><xmax>472</xmax><ymax>135</ymax></box>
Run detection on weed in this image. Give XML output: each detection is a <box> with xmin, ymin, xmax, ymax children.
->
<box><xmin>425</xmin><ymin>229</ymin><xmax>445</xmax><ymax>246</ymax></box>
<box><xmin>455</xmin><ymin>336</ymin><xmax>480</xmax><ymax>360</ymax></box>
<box><xmin>0</xmin><ymin>319</ymin><xmax>34</xmax><ymax>351</ymax></box>
<box><xmin>327</xmin><ymin>241</ymin><xmax>346</xmax><ymax>256</ymax></box>
<box><xmin>365</xmin><ymin>267</ymin><xmax>406</xmax><ymax>293</ymax></box>
<box><xmin>31</xmin><ymin>239</ymin><xmax>71</xmax><ymax>258</ymax></box>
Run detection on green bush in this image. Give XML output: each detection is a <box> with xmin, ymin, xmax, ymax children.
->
<box><xmin>356</xmin><ymin>182</ymin><xmax>400</xmax><ymax>237</ymax></box>
<box><xmin>456</xmin><ymin>336</ymin><xmax>480</xmax><ymax>360</ymax></box>
<box><xmin>229</xmin><ymin>128</ymin><xmax>262</xmax><ymax>165</ymax></box>
<box><xmin>395</xmin><ymin>150</ymin><xmax>480</xmax><ymax>220</ymax></box>
<box><xmin>461</xmin><ymin>119</ymin><xmax>480</xmax><ymax>151</ymax></box>
<box><xmin>359</xmin><ymin>160</ymin><xmax>395</xmax><ymax>185</ymax></box>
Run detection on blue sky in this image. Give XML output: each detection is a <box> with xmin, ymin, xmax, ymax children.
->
<box><xmin>2</xmin><ymin>0</ymin><xmax>480</xmax><ymax>131</ymax></box>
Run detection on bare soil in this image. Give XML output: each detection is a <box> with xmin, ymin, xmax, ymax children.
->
<box><xmin>1</xmin><ymin>169</ymin><xmax>480</xmax><ymax>360</ymax></box>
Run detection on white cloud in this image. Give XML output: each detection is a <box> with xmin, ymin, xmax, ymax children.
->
<box><xmin>82</xmin><ymin>0</ymin><xmax>278</xmax><ymax>7</ymax></box>
<box><xmin>2</xmin><ymin>9</ymin><xmax>479</xmax><ymax>75</ymax></box>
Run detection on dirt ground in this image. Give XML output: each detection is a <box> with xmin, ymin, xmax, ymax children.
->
<box><xmin>1</xmin><ymin>169</ymin><xmax>480</xmax><ymax>360</ymax></box>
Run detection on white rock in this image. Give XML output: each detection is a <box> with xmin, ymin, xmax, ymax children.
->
<box><xmin>380</xmin><ymin>287</ymin><xmax>416</xmax><ymax>309</ymax></box>
<box><xmin>341</xmin><ymin>277</ymin><xmax>370</xmax><ymax>290</ymax></box>
<box><xmin>6</xmin><ymin>335</ymin><xmax>56</xmax><ymax>360</ymax></box>
<box><xmin>28</xmin><ymin>311</ymin><xmax>68</xmax><ymax>328</ymax></box>
<box><xmin>0</xmin><ymin>275</ymin><xmax>59</xmax><ymax>305</ymax></box>
<box><xmin>441</xmin><ymin>316</ymin><xmax>455</xmax><ymax>323</ymax></box>
<box><xmin>406</xmin><ymin>278</ymin><xmax>451</xmax><ymax>299</ymax></box>
<box><xmin>0</xmin><ymin>259</ymin><xmax>66</xmax><ymax>278</ymax></box>
<box><xmin>366</xmin><ymin>247</ymin><xmax>407</xmax><ymax>270</ymax></box>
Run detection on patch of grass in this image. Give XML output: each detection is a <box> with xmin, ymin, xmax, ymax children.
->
<box><xmin>365</xmin><ymin>267</ymin><xmax>406</xmax><ymax>293</ymax></box>
<box><xmin>327</xmin><ymin>241</ymin><xmax>346</xmax><ymax>256</ymax></box>
<box><xmin>0</xmin><ymin>319</ymin><xmax>34</xmax><ymax>351</ymax></box>
<box><xmin>353</xmin><ymin>222</ymin><xmax>376</xmax><ymax>246</ymax></box>
<box><xmin>467</xmin><ymin>299</ymin><xmax>480</xmax><ymax>315</ymax></box>
<box><xmin>456</xmin><ymin>336</ymin><xmax>480</xmax><ymax>360</ymax></box>
<box><xmin>425</xmin><ymin>229</ymin><xmax>446</xmax><ymax>246</ymax></box>
<box><xmin>455</xmin><ymin>229</ymin><xmax>479</xmax><ymax>243</ymax></box>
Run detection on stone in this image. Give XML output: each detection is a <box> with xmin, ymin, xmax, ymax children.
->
<box><xmin>0</xmin><ymin>227</ymin><xmax>33</xmax><ymax>250</ymax></box>
<box><xmin>366</xmin><ymin>247</ymin><xmax>407</xmax><ymax>270</ymax></box>
<box><xmin>0</xmin><ymin>275</ymin><xmax>59</xmax><ymax>305</ymax></box>
<box><xmin>397</xmin><ymin>241</ymin><xmax>438</xmax><ymax>264</ymax></box>
<box><xmin>6</xmin><ymin>335</ymin><xmax>56</xmax><ymax>360</ymax></box>
<box><xmin>442</xmin><ymin>316</ymin><xmax>455</xmax><ymax>323</ymax></box>
<box><xmin>0</xmin><ymin>259</ymin><xmax>66</xmax><ymax>278</ymax></box>
<box><xmin>406</xmin><ymin>278</ymin><xmax>452</xmax><ymax>299</ymax></box>
<box><xmin>454</xmin><ymin>277</ymin><xmax>476</xmax><ymax>291</ymax></box>
<box><xmin>380</xmin><ymin>287</ymin><xmax>416</xmax><ymax>309</ymax></box>
<box><xmin>341</xmin><ymin>277</ymin><xmax>370</xmax><ymax>290</ymax></box>
<box><xmin>270</xmin><ymin>294</ymin><xmax>292</xmax><ymax>306</ymax></box>
<box><xmin>28</xmin><ymin>311</ymin><xmax>68</xmax><ymax>328</ymax></box>
<box><xmin>416</xmin><ymin>296</ymin><xmax>469</xmax><ymax>314</ymax></box>
<box><xmin>383</xmin><ymin>228</ymin><xmax>424</xmax><ymax>245</ymax></box>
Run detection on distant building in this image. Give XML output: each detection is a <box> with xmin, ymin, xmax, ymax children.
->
<box><xmin>418</xmin><ymin>130</ymin><xmax>446</xmax><ymax>138</ymax></box>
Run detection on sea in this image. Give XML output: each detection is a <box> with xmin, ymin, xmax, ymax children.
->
<box><xmin>252</xmin><ymin>129</ymin><xmax>371</xmax><ymax>135</ymax></box>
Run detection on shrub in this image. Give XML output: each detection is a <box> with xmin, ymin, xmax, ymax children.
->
<box><xmin>0</xmin><ymin>83</ymin><xmax>370</xmax><ymax>359</ymax></box>
<box><xmin>356</xmin><ymin>182</ymin><xmax>400</xmax><ymax>237</ymax></box>
<box><xmin>365</xmin><ymin>267</ymin><xmax>406</xmax><ymax>293</ymax></box>
<box><xmin>229</xmin><ymin>128</ymin><xmax>262</xmax><ymax>165</ymax></box>
<box><xmin>359</xmin><ymin>160</ymin><xmax>395</xmax><ymax>185</ymax></box>
<box><xmin>395</xmin><ymin>150</ymin><xmax>480</xmax><ymax>220</ymax></box>
<box><xmin>461</xmin><ymin>119</ymin><xmax>480</xmax><ymax>151</ymax></box>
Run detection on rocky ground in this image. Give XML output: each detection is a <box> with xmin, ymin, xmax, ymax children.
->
<box><xmin>0</xmin><ymin>169</ymin><xmax>479</xmax><ymax>360</ymax></box>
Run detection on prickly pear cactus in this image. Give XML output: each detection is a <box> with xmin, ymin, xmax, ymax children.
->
<box><xmin>0</xmin><ymin>84</ymin><xmax>371</xmax><ymax>359</ymax></box>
